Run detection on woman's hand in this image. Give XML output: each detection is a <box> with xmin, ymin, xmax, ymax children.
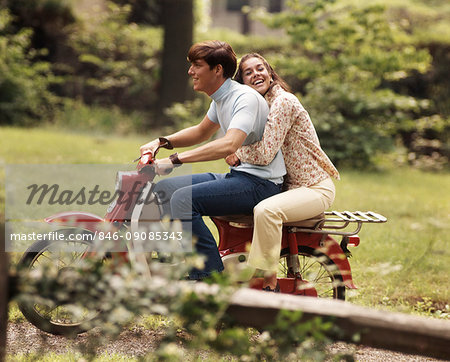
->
<box><xmin>140</xmin><ymin>139</ymin><xmax>160</xmax><ymax>157</ymax></box>
<box><xmin>225</xmin><ymin>153</ymin><xmax>241</xmax><ymax>167</ymax></box>
<box><xmin>154</xmin><ymin>158</ymin><xmax>174</xmax><ymax>175</ymax></box>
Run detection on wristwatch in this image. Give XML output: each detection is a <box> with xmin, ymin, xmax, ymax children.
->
<box><xmin>158</xmin><ymin>137</ymin><xmax>174</xmax><ymax>150</ymax></box>
<box><xmin>169</xmin><ymin>153</ymin><xmax>182</xmax><ymax>166</ymax></box>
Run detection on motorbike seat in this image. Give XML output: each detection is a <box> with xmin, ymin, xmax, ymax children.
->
<box><xmin>213</xmin><ymin>213</ymin><xmax>325</xmax><ymax>229</ymax></box>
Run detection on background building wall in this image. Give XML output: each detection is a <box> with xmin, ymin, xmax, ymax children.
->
<box><xmin>209</xmin><ymin>0</ymin><xmax>285</xmax><ymax>35</ymax></box>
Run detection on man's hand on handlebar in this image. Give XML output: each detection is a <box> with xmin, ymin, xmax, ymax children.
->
<box><xmin>225</xmin><ymin>153</ymin><xmax>241</xmax><ymax>167</ymax></box>
<box><xmin>140</xmin><ymin>139</ymin><xmax>160</xmax><ymax>157</ymax></box>
<box><xmin>154</xmin><ymin>158</ymin><xmax>174</xmax><ymax>175</ymax></box>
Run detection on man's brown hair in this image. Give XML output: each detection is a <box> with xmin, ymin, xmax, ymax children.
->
<box><xmin>188</xmin><ymin>40</ymin><xmax>237</xmax><ymax>79</ymax></box>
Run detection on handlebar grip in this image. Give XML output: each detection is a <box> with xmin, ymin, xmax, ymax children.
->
<box><xmin>137</xmin><ymin>150</ymin><xmax>156</xmax><ymax>171</ymax></box>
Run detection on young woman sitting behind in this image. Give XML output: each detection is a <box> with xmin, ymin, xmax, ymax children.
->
<box><xmin>228</xmin><ymin>53</ymin><xmax>340</xmax><ymax>291</ymax></box>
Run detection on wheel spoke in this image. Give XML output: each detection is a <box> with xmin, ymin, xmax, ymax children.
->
<box><xmin>280</xmin><ymin>247</ymin><xmax>345</xmax><ymax>300</ymax></box>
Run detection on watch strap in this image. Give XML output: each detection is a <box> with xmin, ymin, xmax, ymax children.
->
<box><xmin>158</xmin><ymin>137</ymin><xmax>174</xmax><ymax>150</ymax></box>
<box><xmin>169</xmin><ymin>153</ymin><xmax>182</xmax><ymax>166</ymax></box>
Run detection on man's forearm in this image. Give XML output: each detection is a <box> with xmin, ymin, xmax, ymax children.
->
<box><xmin>177</xmin><ymin>128</ymin><xmax>247</xmax><ymax>163</ymax></box>
<box><xmin>164</xmin><ymin>125</ymin><xmax>209</xmax><ymax>148</ymax></box>
<box><xmin>163</xmin><ymin>115</ymin><xmax>219</xmax><ymax>149</ymax></box>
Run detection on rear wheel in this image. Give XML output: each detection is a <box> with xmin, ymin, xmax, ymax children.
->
<box><xmin>279</xmin><ymin>246</ymin><xmax>345</xmax><ymax>300</ymax></box>
<box><xmin>17</xmin><ymin>229</ymin><xmax>101</xmax><ymax>335</ymax></box>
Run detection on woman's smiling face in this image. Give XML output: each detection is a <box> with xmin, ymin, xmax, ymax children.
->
<box><xmin>240</xmin><ymin>57</ymin><xmax>272</xmax><ymax>95</ymax></box>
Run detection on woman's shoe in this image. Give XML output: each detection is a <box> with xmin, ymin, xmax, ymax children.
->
<box><xmin>262</xmin><ymin>282</ymin><xmax>280</xmax><ymax>293</ymax></box>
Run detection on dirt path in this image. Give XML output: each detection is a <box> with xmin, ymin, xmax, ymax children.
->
<box><xmin>6</xmin><ymin>322</ymin><xmax>447</xmax><ymax>361</ymax></box>
<box><xmin>7</xmin><ymin>322</ymin><xmax>165</xmax><ymax>357</ymax></box>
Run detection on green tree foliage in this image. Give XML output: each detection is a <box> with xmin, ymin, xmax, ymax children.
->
<box><xmin>256</xmin><ymin>0</ymin><xmax>437</xmax><ymax>168</ymax></box>
<box><xmin>380</xmin><ymin>0</ymin><xmax>450</xmax><ymax>168</ymax></box>
<box><xmin>0</xmin><ymin>9</ymin><xmax>59</xmax><ymax>126</ymax></box>
<box><xmin>1</xmin><ymin>1</ymin><xmax>163</xmax><ymax>119</ymax></box>
<box><xmin>1</xmin><ymin>0</ymin><xmax>76</xmax><ymax>61</ymax></box>
<box><xmin>64</xmin><ymin>3</ymin><xmax>162</xmax><ymax>112</ymax></box>
<box><xmin>111</xmin><ymin>0</ymin><xmax>162</xmax><ymax>25</ymax></box>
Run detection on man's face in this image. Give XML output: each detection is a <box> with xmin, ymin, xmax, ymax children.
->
<box><xmin>188</xmin><ymin>59</ymin><xmax>220</xmax><ymax>95</ymax></box>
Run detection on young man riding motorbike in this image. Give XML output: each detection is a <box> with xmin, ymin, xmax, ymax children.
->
<box><xmin>139</xmin><ymin>40</ymin><xmax>286</xmax><ymax>280</ymax></box>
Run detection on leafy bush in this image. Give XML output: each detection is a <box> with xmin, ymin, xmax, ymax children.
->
<box><xmin>15</xmin><ymin>251</ymin><xmax>348</xmax><ymax>360</ymax></box>
<box><xmin>53</xmin><ymin>98</ymin><xmax>145</xmax><ymax>134</ymax></box>
<box><xmin>2</xmin><ymin>0</ymin><xmax>76</xmax><ymax>59</ymax></box>
<box><xmin>164</xmin><ymin>95</ymin><xmax>211</xmax><ymax>131</ymax></box>
<box><xmin>253</xmin><ymin>0</ymin><xmax>439</xmax><ymax>168</ymax></box>
<box><xmin>378</xmin><ymin>0</ymin><xmax>450</xmax><ymax>169</ymax></box>
<box><xmin>1</xmin><ymin>1</ymin><xmax>163</xmax><ymax>128</ymax></box>
<box><xmin>0</xmin><ymin>9</ymin><xmax>59</xmax><ymax>126</ymax></box>
<box><xmin>63</xmin><ymin>3</ymin><xmax>162</xmax><ymax>113</ymax></box>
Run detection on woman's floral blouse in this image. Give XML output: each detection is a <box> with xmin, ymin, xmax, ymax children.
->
<box><xmin>236</xmin><ymin>84</ymin><xmax>340</xmax><ymax>190</ymax></box>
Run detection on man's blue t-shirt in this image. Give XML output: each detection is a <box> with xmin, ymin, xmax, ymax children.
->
<box><xmin>207</xmin><ymin>79</ymin><xmax>286</xmax><ymax>183</ymax></box>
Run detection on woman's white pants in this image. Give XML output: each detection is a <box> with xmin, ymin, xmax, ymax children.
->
<box><xmin>247</xmin><ymin>178</ymin><xmax>336</xmax><ymax>272</ymax></box>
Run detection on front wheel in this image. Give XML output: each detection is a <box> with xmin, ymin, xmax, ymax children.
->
<box><xmin>279</xmin><ymin>246</ymin><xmax>345</xmax><ymax>300</ymax></box>
<box><xmin>17</xmin><ymin>229</ymin><xmax>101</xmax><ymax>335</ymax></box>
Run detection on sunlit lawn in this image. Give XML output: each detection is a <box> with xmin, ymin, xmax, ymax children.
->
<box><xmin>1</xmin><ymin>126</ymin><xmax>449</xmax><ymax>317</ymax></box>
<box><xmin>334</xmin><ymin>170</ymin><xmax>449</xmax><ymax>314</ymax></box>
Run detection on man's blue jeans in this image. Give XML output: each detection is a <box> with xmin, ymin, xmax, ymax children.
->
<box><xmin>153</xmin><ymin>170</ymin><xmax>282</xmax><ymax>279</ymax></box>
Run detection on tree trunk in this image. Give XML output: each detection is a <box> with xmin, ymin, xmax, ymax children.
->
<box><xmin>0</xmin><ymin>223</ymin><xmax>8</xmax><ymax>362</ymax></box>
<box><xmin>241</xmin><ymin>12</ymin><xmax>251</xmax><ymax>34</ymax></box>
<box><xmin>159</xmin><ymin>0</ymin><xmax>194</xmax><ymax>121</ymax></box>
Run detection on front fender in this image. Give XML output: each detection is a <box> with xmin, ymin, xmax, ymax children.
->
<box><xmin>45</xmin><ymin>211</ymin><xmax>105</xmax><ymax>233</ymax></box>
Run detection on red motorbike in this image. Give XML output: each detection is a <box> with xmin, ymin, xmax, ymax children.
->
<box><xmin>17</xmin><ymin>152</ymin><xmax>387</xmax><ymax>335</ymax></box>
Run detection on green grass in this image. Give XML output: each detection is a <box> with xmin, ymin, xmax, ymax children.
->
<box><xmin>0</xmin><ymin>125</ymin><xmax>227</xmax><ymax>169</ymax></box>
<box><xmin>334</xmin><ymin>170</ymin><xmax>450</xmax><ymax>315</ymax></box>
<box><xmin>1</xmin><ymin>126</ymin><xmax>449</xmax><ymax>318</ymax></box>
